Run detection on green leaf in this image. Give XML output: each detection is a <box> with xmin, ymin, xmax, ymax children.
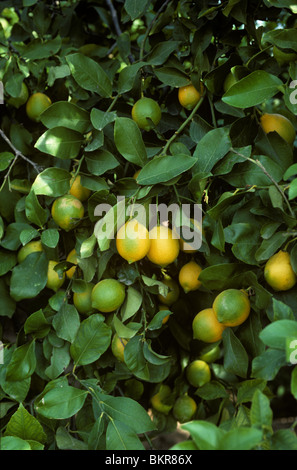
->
<box><xmin>85</xmin><ymin>149</ymin><xmax>120</xmax><ymax>175</ymax></box>
<box><xmin>6</xmin><ymin>341</ymin><xmax>36</xmax><ymax>382</ymax></box>
<box><xmin>259</xmin><ymin>319</ymin><xmax>297</xmax><ymax>350</ymax></box>
<box><xmin>90</xmin><ymin>108</ymin><xmax>117</xmax><ymax>131</ymax></box>
<box><xmin>124</xmin><ymin>0</ymin><xmax>151</xmax><ymax>20</ymax></box>
<box><xmin>147</xmin><ymin>41</ymin><xmax>181</xmax><ymax>66</ymax></box>
<box><xmin>96</xmin><ymin>393</ymin><xmax>156</xmax><ymax>434</ymax></box>
<box><xmin>250</xmin><ymin>389</ymin><xmax>273</xmax><ymax>430</ymax></box>
<box><xmin>0</xmin><ymin>436</ymin><xmax>31</xmax><ymax>450</ymax></box>
<box><xmin>24</xmin><ymin>309</ymin><xmax>51</xmax><ymax>339</ymax></box>
<box><xmin>4</xmin><ymin>403</ymin><xmax>47</xmax><ymax>444</ymax></box>
<box><xmin>192</xmin><ymin>127</ymin><xmax>231</xmax><ymax>174</ymax></box>
<box><xmin>10</xmin><ymin>252</ymin><xmax>48</xmax><ymax>301</ymax></box>
<box><xmin>219</xmin><ymin>427</ymin><xmax>263</xmax><ymax>450</ymax></box>
<box><xmin>0</xmin><ymin>249</ymin><xmax>17</xmax><ymax>276</ymax></box>
<box><xmin>236</xmin><ymin>379</ymin><xmax>267</xmax><ymax>404</ymax></box>
<box><xmin>52</xmin><ymin>302</ymin><xmax>80</xmax><ymax>343</ymax></box>
<box><xmin>136</xmin><ymin>154</ymin><xmax>196</xmax><ymax>185</ymax></box>
<box><xmin>223</xmin><ymin>328</ymin><xmax>249</xmax><ymax>378</ymax></box>
<box><xmin>25</xmin><ymin>190</ymin><xmax>48</xmax><ymax>228</ymax></box>
<box><xmin>106</xmin><ymin>420</ymin><xmax>145</xmax><ymax>450</ymax></box>
<box><xmin>34</xmin><ymin>127</ymin><xmax>83</xmax><ymax>159</ymax></box>
<box><xmin>15</xmin><ymin>36</ymin><xmax>62</xmax><ymax>60</ymax></box>
<box><xmin>35</xmin><ymin>384</ymin><xmax>88</xmax><ymax>419</ymax></box>
<box><xmin>41</xmin><ymin>228</ymin><xmax>59</xmax><ymax>248</ymax></box>
<box><xmin>114</xmin><ymin>117</ymin><xmax>147</xmax><ymax>166</ymax></box>
<box><xmin>70</xmin><ymin>314</ymin><xmax>112</xmax><ymax>365</ymax></box>
<box><xmin>118</xmin><ymin>62</ymin><xmax>146</xmax><ymax>94</ymax></box>
<box><xmin>55</xmin><ymin>427</ymin><xmax>88</xmax><ymax>450</ymax></box>
<box><xmin>121</xmin><ymin>286</ymin><xmax>143</xmax><ymax>322</ymax></box>
<box><xmin>0</xmin><ymin>152</ymin><xmax>14</xmax><ymax>171</ymax></box>
<box><xmin>291</xmin><ymin>365</ymin><xmax>297</xmax><ymax>399</ymax></box>
<box><xmin>66</xmin><ymin>53</ymin><xmax>112</xmax><ymax>97</ymax></box>
<box><xmin>195</xmin><ymin>381</ymin><xmax>229</xmax><ymax>400</ymax></box>
<box><xmin>181</xmin><ymin>421</ymin><xmax>224</xmax><ymax>450</ymax></box>
<box><xmin>40</xmin><ymin>101</ymin><xmax>90</xmax><ymax>133</ymax></box>
<box><xmin>251</xmin><ymin>348</ymin><xmax>287</xmax><ymax>380</ymax></box>
<box><xmin>263</xmin><ymin>28</ymin><xmax>297</xmax><ymax>51</ymax></box>
<box><xmin>31</xmin><ymin>168</ymin><xmax>71</xmax><ymax>196</ymax></box>
<box><xmin>270</xmin><ymin>429</ymin><xmax>297</xmax><ymax>450</ymax></box>
<box><xmin>222</xmin><ymin>70</ymin><xmax>283</xmax><ymax>108</ymax></box>
<box><xmin>154</xmin><ymin>66</ymin><xmax>190</xmax><ymax>87</ymax></box>
<box><xmin>45</xmin><ymin>343</ymin><xmax>71</xmax><ymax>380</ymax></box>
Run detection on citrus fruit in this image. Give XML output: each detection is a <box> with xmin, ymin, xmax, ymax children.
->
<box><xmin>212</xmin><ymin>288</ymin><xmax>251</xmax><ymax>327</ymax></box>
<box><xmin>192</xmin><ymin>308</ymin><xmax>226</xmax><ymax>343</ymax></box>
<box><xmin>73</xmin><ymin>282</ymin><xmax>95</xmax><ymax>315</ymax></box>
<box><xmin>158</xmin><ymin>277</ymin><xmax>180</xmax><ymax>306</ymax></box>
<box><xmin>91</xmin><ymin>278</ymin><xmax>126</xmax><ymax>313</ymax></box>
<box><xmin>158</xmin><ymin>304</ymin><xmax>171</xmax><ymax>324</ymax></box>
<box><xmin>198</xmin><ymin>344</ymin><xmax>221</xmax><ymax>363</ymax></box>
<box><xmin>179</xmin><ymin>260</ymin><xmax>203</xmax><ymax>293</ymax></box>
<box><xmin>66</xmin><ymin>248</ymin><xmax>78</xmax><ymax>279</ymax></box>
<box><xmin>51</xmin><ymin>194</ymin><xmax>84</xmax><ymax>231</ymax></box>
<box><xmin>17</xmin><ymin>240</ymin><xmax>43</xmax><ymax>263</ymax></box>
<box><xmin>264</xmin><ymin>250</ymin><xmax>297</xmax><ymax>291</ymax></box>
<box><xmin>116</xmin><ymin>218</ymin><xmax>151</xmax><ymax>263</ymax></box>
<box><xmin>150</xmin><ymin>384</ymin><xmax>173</xmax><ymax>415</ymax></box>
<box><xmin>260</xmin><ymin>113</ymin><xmax>295</xmax><ymax>145</ymax></box>
<box><xmin>111</xmin><ymin>333</ymin><xmax>128</xmax><ymax>362</ymax></box>
<box><xmin>186</xmin><ymin>359</ymin><xmax>211</xmax><ymax>388</ymax></box>
<box><xmin>133</xmin><ymin>169</ymin><xmax>141</xmax><ymax>179</ymax></box>
<box><xmin>124</xmin><ymin>379</ymin><xmax>144</xmax><ymax>400</ymax></box>
<box><xmin>178</xmin><ymin>82</ymin><xmax>203</xmax><ymax>110</ymax></box>
<box><xmin>26</xmin><ymin>92</ymin><xmax>52</xmax><ymax>122</ymax></box>
<box><xmin>179</xmin><ymin>217</ymin><xmax>203</xmax><ymax>253</ymax></box>
<box><xmin>131</xmin><ymin>97</ymin><xmax>161</xmax><ymax>131</ymax></box>
<box><xmin>173</xmin><ymin>394</ymin><xmax>197</xmax><ymax>423</ymax></box>
<box><xmin>273</xmin><ymin>45</ymin><xmax>297</xmax><ymax>65</ymax></box>
<box><xmin>147</xmin><ymin>225</ymin><xmax>180</xmax><ymax>267</ymax></box>
<box><xmin>69</xmin><ymin>174</ymin><xmax>91</xmax><ymax>202</ymax></box>
<box><xmin>46</xmin><ymin>260</ymin><xmax>65</xmax><ymax>292</ymax></box>
<box><xmin>7</xmin><ymin>82</ymin><xmax>29</xmax><ymax>108</ymax></box>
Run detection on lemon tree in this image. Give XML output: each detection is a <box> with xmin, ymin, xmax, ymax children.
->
<box><xmin>1</xmin><ymin>0</ymin><xmax>297</xmax><ymax>453</ymax></box>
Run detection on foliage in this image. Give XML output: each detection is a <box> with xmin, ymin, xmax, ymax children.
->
<box><xmin>1</xmin><ymin>0</ymin><xmax>297</xmax><ymax>451</ymax></box>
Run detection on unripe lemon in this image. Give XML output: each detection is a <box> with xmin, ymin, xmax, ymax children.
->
<box><xmin>7</xmin><ymin>82</ymin><xmax>29</xmax><ymax>108</ymax></box>
<box><xmin>91</xmin><ymin>279</ymin><xmax>126</xmax><ymax>313</ymax></box>
<box><xmin>73</xmin><ymin>283</ymin><xmax>95</xmax><ymax>315</ymax></box>
<box><xmin>158</xmin><ymin>277</ymin><xmax>180</xmax><ymax>306</ymax></box>
<box><xmin>260</xmin><ymin>113</ymin><xmax>295</xmax><ymax>145</ymax></box>
<box><xmin>151</xmin><ymin>384</ymin><xmax>173</xmax><ymax>415</ymax></box>
<box><xmin>186</xmin><ymin>360</ymin><xmax>211</xmax><ymax>388</ymax></box>
<box><xmin>66</xmin><ymin>248</ymin><xmax>78</xmax><ymax>279</ymax></box>
<box><xmin>69</xmin><ymin>174</ymin><xmax>91</xmax><ymax>202</ymax></box>
<box><xmin>212</xmin><ymin>289</ymin><xmax>251</xmax><ymax>327</ymax></box>
<box><xmin>26</xmin><ymin>92</ymin><xmax>52</xmax><ymax>122</ymax></box>
<box><xmin>193</xmin><ymin>308</ymin><xmax>226</xmax><ymax>343</ymax></box>
<box><xmin>51</xmin><ymin>195</ymin><xmax>84</xmax><ymax>232</ymax></box>
<box><xmin>132</xmin><ymin>97</ymin><xmax>161</xmax><ymax>131</ymax></box>
<box><xmin>173</xmin><ymin>394</ymin><xmax>197</xmax><ymax>423</ymax></box>
<box><xmin>111</xmin><ymin>333</ymin><xmax>128</xmax><ymax>362</ymax></box>
<box><xmin>264</xmin><ymin>250</ymin><xmax>297</xmax><ymax>291</ymax></box>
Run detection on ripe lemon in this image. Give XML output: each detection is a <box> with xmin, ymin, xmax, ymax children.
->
<box><xmin>264</xmin><ymin>250</ymin><xmax>297</xmax><ymax>291</ymax></box>
<box><xmin>116</xmin><ymin>218</ymin><xmax>151</xmax><ymax>263</ymax></box>
<box><xmin>147</xmin><ymin>225</ymin><xmax>180</xmax><ymax>267</ymax></box>
<box><xmin>51</xmin><ymin>194</ymin><xmax>84</xmax><ymax>231</ymax></box>
<box><xmin>69</xmin><ymin>174</ymin><xmax>91</xmax><ymax>202</ymax></box>
<box><xmin>46</xmin><ymin>260</ymin><xmax>65</xmax><ymax>292</ymax></box>
<box><xmin>192</xmin><ymin>308</ymin><xmax>226</xmax><ymax>343</ymax></box>
<box><xmin>178</xmin><ymin>82</ymin><xmax>203</xmax><ymax>110</ymax></box>
<box><xmin>173</xmin><ymin>394</ymin><xmax>197</xmax><ymax>423</ymax></box>
<box><xmin>7</xmin><ymin>82</ymin><xmax>29</xmax><ymax>109</ymax></box>
<box><xmin>131</xmin><ymin>97</ymin><xmax>161</xmax><ymax>131</ymax></box>
<box><xmin>73</xmin><ymin>282</ymin><xmax>95</xmax><ymax>315</ymax></box>
<box><xmin>91</xmin><ymin>278</ymin><xmax>126</xmax><ymax>313</ymax></box>
<box><xmin>186</xmin><ymin>359</ymin><xmax>211</xmax><ymax>388</ymax></box>
<box><xmin>26</xmin><ymin>92</ymin><xmax>52</xmax><ymax>122</ymax></box>
<box><xmin>260</xmin><ymin>113</ymin><xmax>295</xmax><ymax>145</ymax></box>
<box><xmin>212</xmin><ymin>289</ymin><xmax>251</xmax><ymax>327</ymax></box>
<box><xmin>111</xmin><ymin>333</ymin><xmax>128</xmax><ymax>362</ymax></box>
<box><xmin>158</xmin><ymin>277</ymin><xmax>180</xmax><ymax>306</ymax></box>
<box><xmin>179</xmin><ymin>217</ymin><xmax>203</xmax><ymax>253</ymax></box>
<box><xmin>151</xmin><ymin>384</ymin><xmax>173</xmax><ymax>415</ymax></box>
<box><xmin>179</xmin><ymin>260</ymin><xmax>202</xmax><ymax>293</ymax></box>
<box><xmin>64</xmin><ymin>249</ymin><xmax>77</xmax><ymax>279</ymax></box>
<box><xmin>17</xmin><ymin>240</ymin><xmax>43</xmax><ymax>263</ymax></box>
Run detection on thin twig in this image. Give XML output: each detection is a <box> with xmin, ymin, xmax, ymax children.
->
<box><xmin>230</xmin><ymin>147</ymin><xmax>295</xmax><ymax>218</ymax></box>
<box><xmin>106</xmin><ymin>0</ymin><xmax>134</xmax><ymax>63</ymax></box>
<box><xmin>0</xmin><ymin>128</ymin><xmax>41</xmax><ymax>192</ymax></box>
<box><xmin>139</xmin><ymin>0</ymin><xmax>171</xmax><ymax>61</ymax></box>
